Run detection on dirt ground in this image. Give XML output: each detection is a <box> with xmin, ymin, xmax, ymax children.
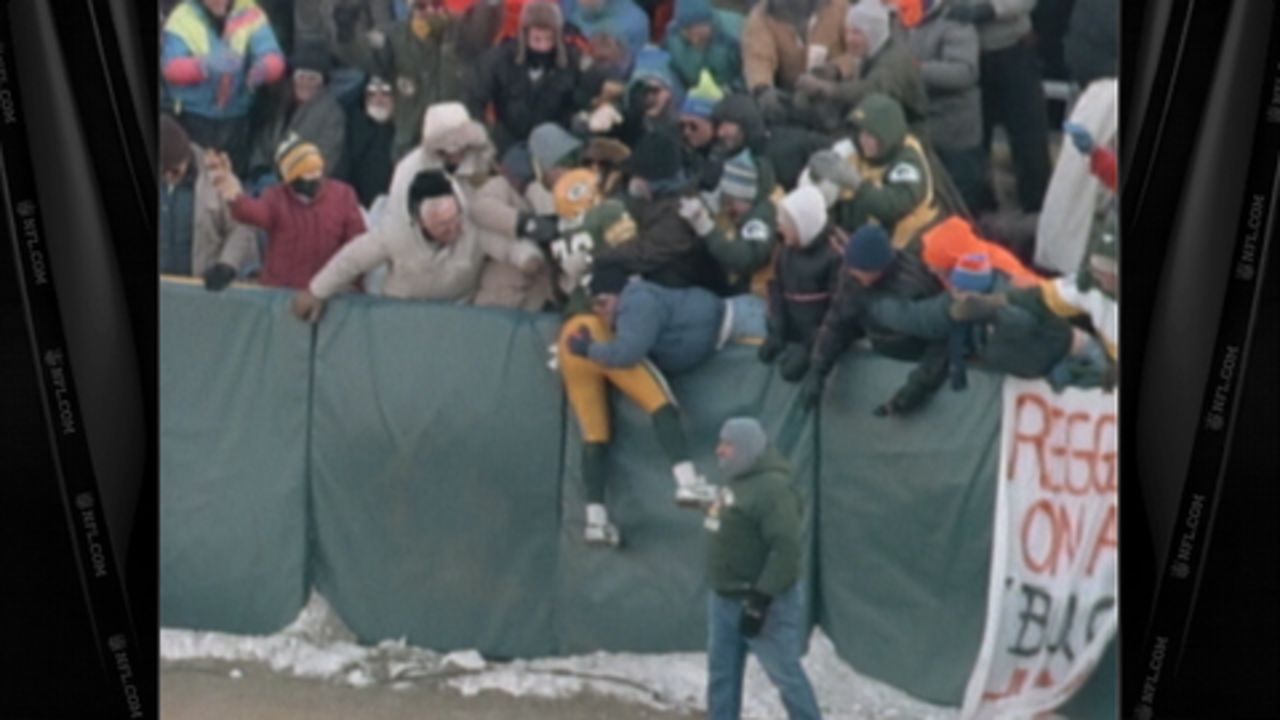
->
<box><xmin>161</xmin><ymin>659</ymin><xmax>695</xmax><ymax>720</ymax></box>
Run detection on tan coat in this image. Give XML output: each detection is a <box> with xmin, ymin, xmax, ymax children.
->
<box><xmin>188</xmin><ymin>143</ymin><xmax>259</xmax><ymax>275</ymax></box>
<box><xmin>307</xmin><ymin>195</ymin><xmax>542</xmax><ymax>303</ymax></box>
<box><xmin>741</xmin><ymin>0</ymin><xmax>850</xmax><ymax>91</ymax></box>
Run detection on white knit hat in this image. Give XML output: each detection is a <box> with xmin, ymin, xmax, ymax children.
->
<box><xmin>846</xmin><ymin>0</ymin><xmax>891</xmax><ymax>57</ymax></box>
<box><xmin>779</xmin><ymin>186</ymin><xmax>828</xmax><ymax>246</ymax></box>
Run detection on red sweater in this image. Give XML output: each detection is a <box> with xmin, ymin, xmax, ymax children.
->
<box><xmin>230</xmin><ymin>179</ymin><xmax>366</xmax><ymax>290</ymax></box>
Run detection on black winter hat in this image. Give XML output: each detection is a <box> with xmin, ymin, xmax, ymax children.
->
<box><xmin>407</xmin><ymin>170</ymin><xmax>455</xmax><ymax>218</ymax></box>
<box><xmin>711</xmin><ymin>94</ymin><xmax>766</xmax><ymax>147</ymax></box>
<box><xmin>291</xmin><ymin>41</ymin><xmax>332</xmax><ymax>78</ymax></box>
<box><xmin>588</xmin><ymin>259</ymin><xmax>631</xmax><ymax>296</ymax></box>
<box><xmin>625</xmin><ymin>130</ymin><xmax>682</xmax><ymax>182</ymax></box>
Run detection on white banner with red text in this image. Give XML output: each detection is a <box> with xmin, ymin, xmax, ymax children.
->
<box><xmin>960</xmin><ymin>378</ymin><xmax>1118</xmax><ymax>719</ymax></box>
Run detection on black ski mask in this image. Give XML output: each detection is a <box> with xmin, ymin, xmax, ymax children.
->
<box><xmin>291</xmin><ymin>177</ymin><xmax>321</xmax><ymax>201</ymax></box>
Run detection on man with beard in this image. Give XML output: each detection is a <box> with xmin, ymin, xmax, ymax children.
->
<box><xmin>469</xmin><ymin>0</ymin><xmax>585</xmax><ymax>152</ymax></box>
<box><xmin>337</xmin><ymin>75</ymin><xmax>397</xmax><ymax>208</ymax></box>
<box><xmin>709</xmin><ymin>95</ymin><xmax>778</xmax><ymax>207</ymax></box>
<box><xmin>333</xmin><ymin>0</ymin><xmax>476</xmax><ymax>161</ymax></box>
<box><xmin>209</xmin><ymin>135</ymin><xmax>366</xmax><ymax>290</ymax></box>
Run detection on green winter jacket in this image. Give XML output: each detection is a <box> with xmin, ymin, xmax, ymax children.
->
<box><xmin>664</xmin><ymin>11</ymin><xmax>744</xmax><ymax>92</ymax></box>
<box><xmin>705</xmin><ymin>447</ymin><xmax>804</xmax><ymax>598</ymax></box>
<box><xmin>838</xmin><ymin>93</ymin><xmax>942</xmax><ymax>250</ymax></box>
<box><xmin>705</xmin><ymin>200</ymin><xmax>777</xmax><ymax>295</ymax></box>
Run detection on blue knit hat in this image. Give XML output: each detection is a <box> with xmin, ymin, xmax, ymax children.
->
<box><xmin>718</xmin><ymin>150</ymin><xmax>758</xmax><ymax>201</ymax></box>
<box><xmin>682</xmin><ymin>94</ymin><xmax>716</xmax><ymax>119</ymax></box>
<box><xmin>844</xmin><ymin>224</ymin><xmax>894</xmax><ymax>272</ymax></box>
<box><xmin>673</xmin><ymin>0</ymin><xmax>714</xmax><ymax>29</ymax></box>
<box><xmin>949</xmin><ymin>252</ymin><xmax>994</xmax><ymax>292</ymax></box>
<box><xmin>680</xmin><ymin>69</ymin><xmax>724</xmax><ymax>119</ymax></box>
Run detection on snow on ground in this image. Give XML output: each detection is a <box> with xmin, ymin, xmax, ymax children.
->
<box><xmin>161</xmin><ymin>591</ymin><xmax>959</xmax><ymax>719</ymax></box>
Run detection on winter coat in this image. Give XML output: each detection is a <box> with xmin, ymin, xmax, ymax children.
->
<box><xmin>811</xmin><ymin>249</ymin><xmax>950</xmax><ymax>410</ymax></box>
<box><xmin>162</xmin><ymin>0</ymin><xmax>286</xmax><ymax>119</ymax></box>
<box><xmin>599</xmin><ymin>194</ymin><xmax>728</xmax><ymax>292</ymax></box>
<box><xmin>837</xmin><ymin>93</ymin><xmax>945</xmax><ymax>249</ymax></box>
<box><xmin>706</xmin><ymin>201</ymin><xmax>778</xmax><ymax>295</ymax></box>
<box><xmin>1064</xmin><ymin>0</ymin><xmax>1116</xmax><ymax>85</ymax></box>
<box><xmin>709</xmin><ymin>95</ymin><xmax>781</xmax><ymax>205</ymax></box>
<box><xmin>338</xmin><ymin>16</ymin><xmax>472</xmax><ymax>161</ymax></box>
<box><xmin>470</xmin><ymin>173</ymin><xmax>556</xmax><ymax>310</ymax></box>
<box><xmin>379</xmin><ymin>111</ymin><xmax>498</xmax><ymax>246</ymax></box>
<box><xmin>229</xmin><ymin>178</ymin><xmax>366</xmax><ymax>289</ymax></box>
<box><xmin>570</xmin><ymin>0</ymin><xmax>653</xmax><ymax>59</ymax></box>
<box><xmin>664</xmin><ymin>11</ymin><xmax>743</xmax><ymax>91</ymax></box>
<box><xmin>248</xmin><ymin>88</ymin><xmax>348</xmax><ymax>181</ymax></box>
<box><xmin>307</xmin><ymin>196</ymin><xmax>541</xmax><ymax>301</ymax></box>
<box><xmin>767</xmin><ymin>225</ymin><xmax>843</xmax><ymax>346</ymax></box>
<box><xmin>159</xmin><ymin>142</ymin><xmax>260</xmax><ymax>276</ymax></box>
<box><xmin>906</xmin><ymin>7</ymin><xmax>982</xmax><ymax>151</ymax></box>
<box><xmin>960</xmin><ymin>286</ymin><xmax>1073</xmax><ymax>378</ymax></box>
<box><xmin>469</xmin><ymin>33</ymin><xmax>586</xmax><ymax>151</ymax></box>
<box><xmin>705</xmin><ymin>446</ymin><xmax>804</xmax><ymax>598</ymax></box>
<box><xmin>950</xmin><ymin>0</ymin><xmax>1034</xmax><ymax>53</ymax></box>
<box><xmin>741</xmin><ymin>0</ymin><xmax>850</xmax><ymax>92</ymax></box>
<box><xmin>822</xmin><ymin>38</ymin><xmax>929</xmax><ymax>137</ymax></box>
<box><xmin>337</xmin><ymin>101</ymin><xmax>396</xmax><ymax>207</ymax></box>
<box><xmin>587</xmin><ymin>277</ymin><xmax>725</xmax><ymax>374</ymax></box>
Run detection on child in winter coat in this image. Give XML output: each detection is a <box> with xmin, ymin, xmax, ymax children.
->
<box><xmin>758</xmin><ymin>186</ymin><xmax>844</xmax><ymax>382</ymax></box>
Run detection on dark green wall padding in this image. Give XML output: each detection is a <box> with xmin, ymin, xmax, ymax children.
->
<box><xmin>160</xmin><ymin>281</ymin><xmax>1115</xmax><ymax>714</ymax></box>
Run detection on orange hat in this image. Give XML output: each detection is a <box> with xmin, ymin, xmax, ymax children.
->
<box><xmin>275</xmin><ymin>135</ymin><xmax>325</xmax><ymax>183</ymax></box>
<box><xmin>553</xmin><ymin>169</ymin><xmax>601</xmax><ymax>219</ymax></box>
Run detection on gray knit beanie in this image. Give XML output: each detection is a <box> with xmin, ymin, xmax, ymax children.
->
<box><xmin>718</xmin><ymin>417</ymin><xmax>769</xmax><ymax>477</ymax></box>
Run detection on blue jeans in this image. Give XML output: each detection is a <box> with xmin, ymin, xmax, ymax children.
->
<box><xmin>707</xmin><ymin>583</ymin><xmax>822</xmax><ymax>720</ymax></box>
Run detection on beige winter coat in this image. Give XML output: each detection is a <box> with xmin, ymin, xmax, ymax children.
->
<box><xmin>187</xmin><ymin>142</ymin><xmax>259</xmax><ymax>275</ymax></box>
<box><xmin>307</xmin><ymin>192</ymin><xmax>541</xmax><ymax>302</ymax></box>
<box><xmin>742</xmin><ymin>0</ymin><xmax>850</xmax><ymax>91</ymax></box>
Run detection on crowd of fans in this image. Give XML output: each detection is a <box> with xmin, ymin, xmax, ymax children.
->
<box><xmin>159</xmin><ymin>0</ymin><xmax>1118</xmax><ymax>547</ymax></box>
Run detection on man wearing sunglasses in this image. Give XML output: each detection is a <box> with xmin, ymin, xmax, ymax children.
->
<box><xmin>337</xmin><ymin>75</ymin><xmax>397</xmax><ymax>208</ymax></box>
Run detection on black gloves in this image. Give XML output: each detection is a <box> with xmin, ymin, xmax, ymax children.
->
<box><xmin>948</xmin><ymin>1</ymin><xmax>996</xmax><ymax>24</ymax></box>
<box><xmin>517</xmin><ymin>212</ymin><xmax>561</xmax><ymax>245</ymax></box>
<box><xmin>758</xmin><ymin>333</ymin><xmax>785</xmax><ymax>364</ymax></box>
<box><xmin>202</xmin><ymin>262</ymin><xmax>238</xmax><ymax>292</ymax></box>
<box><xmin>567</xmin><ymin>326</ymin><xmax>594</xmax><ymax>357</ymax></box>
<box><xmin>799</xmin><ymin>369</ymin><xmax>824</xmax><ymax>411</ymax></box>
<box><xmin>739</xmin><ymin>592</ymin><xmax>772</xmax><ymax>638</ymax></box>
<box><xmin>777</xmin><ymin>344</ymin><xmax>810</xmax><ymax>382</ymax></box>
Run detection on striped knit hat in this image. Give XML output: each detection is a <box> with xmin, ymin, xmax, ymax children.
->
<box><xmin>718</xmin><ymin>150</ymin><xmax>758</xmax><ymax>202</ymax></box>
<box><xmin>275</xmin><ymin>134</ymin><xmax>324</xmax><ymax>183</ymax></box>
<box><xmin>949</xmin><ymin>252</ymin><xmax>994</xmax><ymax>292</ymax></box>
